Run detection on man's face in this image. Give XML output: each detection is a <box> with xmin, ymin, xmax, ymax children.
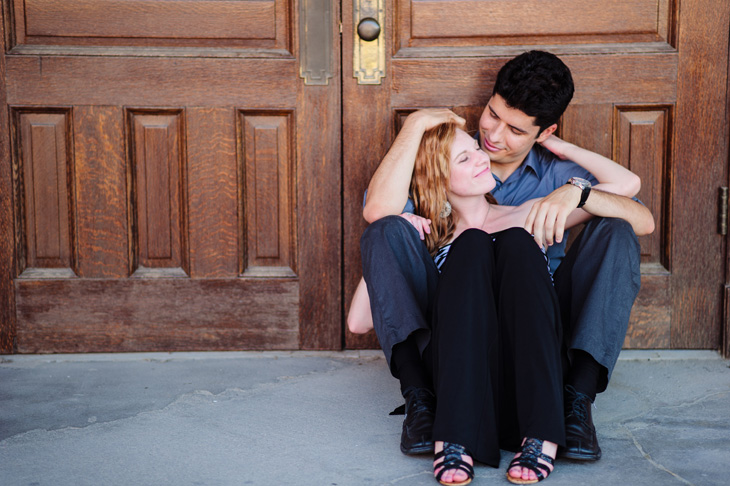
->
<box><xmin>478</xmin><ymin>94</ymin><xmax>554</xmax><ymax>167</ymax></box>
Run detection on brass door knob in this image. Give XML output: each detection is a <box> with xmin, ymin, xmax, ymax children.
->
<box><xmin>357</xmin><ymin>17</ymin><xmax>381</xmax><ymax>42</ymax></box>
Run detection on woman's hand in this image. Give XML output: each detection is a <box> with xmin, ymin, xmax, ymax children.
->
<box><xmin>539</xmin><ymin>134</ymin><xmax>572</xmax><ymax>160</ymax></box>
<box><xmin>400</xmin><ymin>213</ymin><xmax>432</xmax><ymax>240</ymax></box>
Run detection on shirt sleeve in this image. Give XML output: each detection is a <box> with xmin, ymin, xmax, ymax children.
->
<box><xmin>550</xmin><ymin>158</ymin><xmax>598</xmax><ymax>188</ymax></box>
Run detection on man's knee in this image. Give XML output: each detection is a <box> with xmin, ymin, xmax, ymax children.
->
<box><xmin>581</xmin><ymin>217</ymin><xmax>640</xmax><ymax>257</ymax></box>
<box><xmin>361</xmin><ymin>215</ymin><xmax>417</xmax><ymax>252</ymax></box>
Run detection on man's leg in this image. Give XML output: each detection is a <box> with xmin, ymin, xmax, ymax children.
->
<box><xmin>553</xmin><ymin>217</ymin><xmax>641</xmax><ymax>460</ymax></box>
<box><xmin>360</xmin><ymin>215</ymin><xmax>440</xmax><ymax>454</ymax></box>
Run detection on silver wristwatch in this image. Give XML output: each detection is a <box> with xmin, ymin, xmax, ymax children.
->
<box><xmin>567</xmin><ymin>177</ymin><xmax>592</xmax><ymax>208</ymax></box>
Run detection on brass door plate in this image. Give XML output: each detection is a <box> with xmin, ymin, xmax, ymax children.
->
<box><xmin>353</xmin><ymin>0</ymin><xmax>385</xmax><ymax>85</ymax></box>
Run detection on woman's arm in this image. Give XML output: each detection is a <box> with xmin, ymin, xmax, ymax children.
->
<box><xmin>363</xmin><ymin>109</ymin><xmax>465</xmax><ymax>223</ymax></box>
<box><xmin>347</xmin><ymin>277</ymin><xmax>374</xmax><ymax>334</ymax></box>
<box><xmin>541</xmin><ymin>135</ymin><xmax>641</xmax><ymax>197</ymax></box>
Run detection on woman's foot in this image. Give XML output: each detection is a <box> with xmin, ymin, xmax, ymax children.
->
<box><xmin>506</xmin><ymin>438</ymin><xmax>556</xmax><ymax>484</ymax></box>
<box><xmin>434</xmin><ymin>441</ymin><xmax>474</xmax><ymax>485</ymax></box>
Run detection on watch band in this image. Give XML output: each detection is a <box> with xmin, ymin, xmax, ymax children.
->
<box><xmin>567</xmin><ymin>177</ymin><xmax>591</xmax><ymax>209</ymax></box>
<box><xmin>577</xmin><ymin>185</ymin><xmax>591</xmax><ymax>208</ymax></box>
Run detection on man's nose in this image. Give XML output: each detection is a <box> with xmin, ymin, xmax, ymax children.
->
<box><xmin>490</xmin><ymin>121</ymin><xmax>506</xmax><ymax>141</ymax></box>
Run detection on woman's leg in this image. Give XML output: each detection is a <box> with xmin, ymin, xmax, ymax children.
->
<box><xmin>492</xmin><ymin>228</ymin><xmax>564</xmax><ymax>482</ymax></box>
<box><xmin>431</xmin><ymin>229</ymin><xmax>501</xmax><ymax>471</ymax></box>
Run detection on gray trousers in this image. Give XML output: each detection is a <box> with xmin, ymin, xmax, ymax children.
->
<box><xmin>360</xmin><ymin>215</ymin><xmax>641</xmax><ymax>392</ymax></box>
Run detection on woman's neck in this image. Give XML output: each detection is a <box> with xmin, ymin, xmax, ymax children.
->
<box><xmin>452</xmin><ymin>196</ymin><xmax>491</xmax><ymax>232</ymax></box>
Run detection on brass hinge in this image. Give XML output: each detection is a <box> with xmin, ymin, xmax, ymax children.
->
<box><xmin>720</xmin><ymin>187</ymin><xmax>728</xmax><ymax>235</ymax></box>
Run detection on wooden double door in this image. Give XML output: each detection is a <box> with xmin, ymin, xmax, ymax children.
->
<box><xmin>1</xmin><ymin>0</ymin><xmax>728</xmax><ymax>354</ymax></box>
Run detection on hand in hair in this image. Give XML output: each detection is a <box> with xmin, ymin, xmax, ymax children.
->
<box><xmin>399</xmin><ymin>212</ymin><xmax>432</xmax><ymax>241</ymax></box>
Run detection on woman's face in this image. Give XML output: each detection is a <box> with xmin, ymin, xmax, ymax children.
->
<box><xmin>447</xmin><ymin>129</ymin><xmax>496</xmax><ymax>198</ymax></box>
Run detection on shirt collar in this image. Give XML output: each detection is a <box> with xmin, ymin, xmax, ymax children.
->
<box><xmin>493</xmin><ymin>147</ymin><xmax>541</xmax><ymax>185</ymax></box>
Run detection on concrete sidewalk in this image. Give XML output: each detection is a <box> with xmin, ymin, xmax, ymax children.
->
<box><xmin>0</xmin><ymin>350</ymin><xmax>728</xmax><ymax>486</ymax></box>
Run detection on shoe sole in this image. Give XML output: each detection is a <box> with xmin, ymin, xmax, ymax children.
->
<box><xmin>560</xmin><ymin>450</ymin><xmax>602</xmax><ymax>461</ymax></box>
<box><xmin>401</xmin><ymin>441</ymin><xmax>434</xmax><ymax>455</ymax></box>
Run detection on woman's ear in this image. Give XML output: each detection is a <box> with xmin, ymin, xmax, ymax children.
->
<box><xmin>536</xmin><ymin>124</ymin><xmax>558</xmax><ymax>143</ymax></box>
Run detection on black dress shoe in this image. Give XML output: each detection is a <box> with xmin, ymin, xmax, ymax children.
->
<box><xmin>400</xmin><ymin>386</ymin><xmax>436</xmax><ymax>455</ymax></box>
<box><xmin>561</xmin><ymin>385</ymin><xmax>602</xmax><ymax>460</ymax></box>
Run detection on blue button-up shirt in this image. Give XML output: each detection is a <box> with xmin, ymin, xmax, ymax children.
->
<box><xmin>488</xmin><ymin>144</ymin><xmax>597</xmax><ymax>274</ymax></box>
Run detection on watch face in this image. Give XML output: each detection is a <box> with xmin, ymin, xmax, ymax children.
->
<box><xmin>570</xmin><ymin>177</ymin><xmax>591</xmax><ymax>189</ymax></box>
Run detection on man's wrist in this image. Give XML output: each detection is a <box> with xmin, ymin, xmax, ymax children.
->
<box><xmin>567</xmin><ymin>177</ymin><xmax>592</xmax><ymax>208</ymax></box>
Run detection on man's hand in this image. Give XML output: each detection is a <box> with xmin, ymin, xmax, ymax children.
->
<box><xmin>524</xmin><ymin>185</ymin><xmax>582</xmax><ymax>247</ymax></box>
<box><xmin>400</xmin><ymin>213</ymin><xmax>432</xmax><ymax>240</ymax></box>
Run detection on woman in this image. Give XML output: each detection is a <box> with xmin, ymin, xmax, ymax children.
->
<box><xmin>349</xmin><ymin>123</ymin><xmax>654</xmax><ymax>485</ymax></box>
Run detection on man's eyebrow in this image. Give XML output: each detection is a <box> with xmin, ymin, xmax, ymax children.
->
<box><xmin>489</xmin><ymin>105</ymin><xmax>528</xmax><ymax>134</ymax></box>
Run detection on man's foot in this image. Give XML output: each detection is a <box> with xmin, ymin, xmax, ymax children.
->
<box><xmin>506</xmin><ymin>438</ymin><xmax>556</xmax><ymax>484</ymax></box>
<box><xmin>434</xmin><ymin>441</ymin><xmax>474</xmax><ymax>485</ymax></box>
<box><xmin>561</xmin><ymin>384</ymin><xmax>602</xmax><ymax>460</ymax></box>
<box><xmin>400</xmin><ymin>386</ymin><xmax>435</xmax><ymax>454</ymax></box>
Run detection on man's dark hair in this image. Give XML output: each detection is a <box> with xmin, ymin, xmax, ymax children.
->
<box><xmin>492</xmin><ymin>50</ymin><xmax>574</xmax><ymax>133</ymax></box>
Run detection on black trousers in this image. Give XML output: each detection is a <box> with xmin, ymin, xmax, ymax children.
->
<box><xmin>431</xmin><ymin>228</ymin><xmax>565</xmax><ymax>467</ymax></box>
<box><xmin>360</xmin><ymin>215</ymin><xmax>640</xmax><ymax>392</ymax></box>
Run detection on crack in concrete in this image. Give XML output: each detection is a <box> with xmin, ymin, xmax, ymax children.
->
<box><xmin>623</xmin><ymin>426</ymin><xmax>695</xmax><ymax>486</ymax></box>
<box><xmin>0</xmin><ymin>357</ymin><xmax>353</xmax><ymax>442</ymax></box>
<box><xmin>660</xmin><ymin>390</ymin><xmax>729</xmax><ymax>411</ymax></box>
<box><xmin>382</xmin><ymin>469</ymin><xmax>432</xmax><ymax>485</ymax></box>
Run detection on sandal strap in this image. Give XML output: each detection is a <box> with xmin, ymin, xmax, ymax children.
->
<box><xmin>434</xmin><ymin>442</ymin><xmax>475</xmax><ymax>482</ymax></box>
<box><xmin>508</xmin><ymin>438</ymin><xmax>554</xmax><ymax>481</ymax></box>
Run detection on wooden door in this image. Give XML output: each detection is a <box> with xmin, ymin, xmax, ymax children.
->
<box><xmin>343</xmin><ymin>0</ymin><xmax>730</xmax><ymax>351</ymax></box>
<box><xmin>0</xmin><ymin>0</ymin><xmax>342</xmax><ymax>353</ymax></box>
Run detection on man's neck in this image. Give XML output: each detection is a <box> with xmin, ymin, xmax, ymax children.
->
<box><xmin>491</xmin><ymin>159</ymin><xmax>525</xmax><ymax>182</ymax></box>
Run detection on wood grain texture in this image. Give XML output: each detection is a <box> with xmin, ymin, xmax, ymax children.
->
<box><xmin>16</xmin><ymin>110</ymin><xmax>74</xmax><ymax>270</ymax></box>
<box><xmin>561</xmin><ymin>103</ymin><xmax>673</xmax><ymax>348</ymax></box>
<box><xmin>187</xmin><ymin>107</ymin><xmax>239</xmax><ymax>278</ymax></box>
<box><xmin>23</xmin><ymin>0</ymin><xmax>276</xmax><ymax>39</ymax></box>
<box><xmin>397</xmin><ymin>0</ymin><xmax>672</xmax><ymax>51</ymax></box>
<box><xmin>128</xmin><ymin>110</ymin><xmax>187</xmax><ymax>274</ymax></box>
<box><xmin>6</xmin><ymin>56</ymin><xmax>298</xmax><ymax>107</ymax></box>
<box><xmin>392</xmin><ymin>54</ymin><xmax>678</xmax><ymax>108</ymax></box>
<box><xmin>410</xmin><ymin>0</ymin><xmax>661</xmax><ymax>39</ymax></box>
<box><xmin>670</xmin><ymin>0</ymin><xmax>729</xmax><ymax>348</ymax></box>
<box><xmin>0</xmin><ymin>13</ymin><xmax>16</xmax><ymax>353</ymax></box>
<box><xmin>296</xmin><ymin>1</ymin><xmax>341</xmax><ymax>350</ymax></box>
<box><xmin>74</xmin><ymin>106</ymin><xmax>129</xmax><ymax>278</ymax></box>
<box><xmin>341</xmin><ymin>0</ymin><xmax>392</xmax><ymax>351</ymax></box>
<box><xmin>240</xmin><ymin>112</ymin><xmax>296</xmax><ymax>277</ymax></box>
<box><xmin>624</xmin><ymin>272</ymin><xmax>671</xmax><ymax>349</ymax></box>
<box><xmin>13</xmin><ymin>0</ymin><xmax>291</xmax><ymax>50</ymax></box>
<box><xmin>615</xmin><ymin>107</ymin><xmax>670</xmax><ymax>266</ymax></box>
<box><xmin>15</xmin><ymin>278</ymin><xmax>299</xmax><ymax>353</ymax></box>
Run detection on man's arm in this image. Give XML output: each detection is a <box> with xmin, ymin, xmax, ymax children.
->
<box><xmin>363</xmin><ymin>109</ymin><xmax>465</xmax><ymax>223</ymax></box>
<box><xmin>525</xmin><ymin>185</ymin><xmax>655</xmax><ymax>247</ymax></box>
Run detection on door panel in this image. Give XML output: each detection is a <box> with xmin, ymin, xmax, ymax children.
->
<box><xmin>0</xmin><ymin>0</ymin><xmax>342</xmax><ymax>353</ymax></box>
<box><xmin>343</xmin><ymin>0</ymin><xmax>729</xmax><ymax>351</ymax></box>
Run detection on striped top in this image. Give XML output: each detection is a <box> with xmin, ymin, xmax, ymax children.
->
<box><xmin>433</xmin><ymin>236</ymin><xmax>552</xmax><ymax>279</ymax></box>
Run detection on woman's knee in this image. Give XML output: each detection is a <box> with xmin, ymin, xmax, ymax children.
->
<box><xmin>495</xmin><ymin>228</ymin><xmax>540</xmax><ymax>256</ymax></box>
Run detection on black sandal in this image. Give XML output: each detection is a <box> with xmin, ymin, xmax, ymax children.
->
<box><xmin>506</xmin><ymin>438</ymin><xmax>554</xmax><ymax>484</ymax></box>
<box><xmin>433</xmin><ymin>442</ymin><xmax>474</xmax><ymax>486</ymax></box>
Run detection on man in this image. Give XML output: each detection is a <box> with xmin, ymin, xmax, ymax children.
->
<box><xmin>360</xmin><ymin>50</ymin><xmax>648</xmax><ymax>461</ymax></box>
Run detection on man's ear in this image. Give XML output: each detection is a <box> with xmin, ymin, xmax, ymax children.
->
<box><xmin>536</xmin><ymin>124</ymin><xmax>558</xmax><ymax>143</ymax></box>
